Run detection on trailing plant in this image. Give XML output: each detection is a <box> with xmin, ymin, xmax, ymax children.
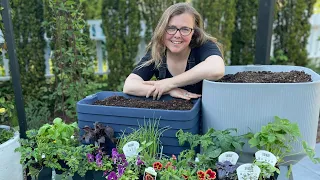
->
<box><xmin>176</xmin><ymin>128</ymin><xmax>246</xmax><ymax>168</ymax></box>
<box><xmin>44</xmin><ymin>0</ymin><xmax>96</xmax><ymax>120</ymax></box>
<box><xmin>193</xmin><ymin>0</ymin><xmax>237</xmax><ymax>61</ymax></box>
<box><xmin>230</xmin><ymin>0</ymin><xmax>259</xmax><ymax>65</ymax></box>
<box><xmin>15</xmin><ymin>118</ymin><xmax>93</xmax><ymax>179</ymax></box>
<box><xmin>273</xmin><ymin>0</ymin><xmax>316</xmax><ymax>66</ymax></box>
<box><xmin>102</xmin><ymin>0</ymin><xmax>141</xmax><ymax>91</ymax></box>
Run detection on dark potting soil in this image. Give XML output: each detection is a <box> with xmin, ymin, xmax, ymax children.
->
<box><xmin>216</xmin><ymin>70</ymin><xmax>312</xmax><ymax>83</ymax></box>
<box><xmin>93</xmin><ymin>96</ymin><xmax>194</xmax><ymax>110</ymax></box>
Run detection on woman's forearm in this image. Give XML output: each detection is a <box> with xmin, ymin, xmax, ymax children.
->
<box><xmin>123</xmin><ymin>74</ymin><xmax>154</xmax><ymax>97</ymax></box>
<box><xmin>170</xmin><ymin>55</ymin><xmax>225</xmax><ymax>88</ymax></box>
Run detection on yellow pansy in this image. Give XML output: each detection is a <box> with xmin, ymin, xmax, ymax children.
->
<box><xmin>0</xmin><ymin>108</ymin><xmax>6</xmax><ymax>114</ymax></box>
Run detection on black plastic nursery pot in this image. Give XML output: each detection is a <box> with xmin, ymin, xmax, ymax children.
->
<box><xmin>37</xmin><ymin>167</ymin><xmax>52</xmax><ymax>180</ymax></box>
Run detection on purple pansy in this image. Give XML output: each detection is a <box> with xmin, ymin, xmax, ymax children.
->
<box><xmin>86</xmin><ymin>153</ymin><xmax>94</xmax><ymax>162</ymax></box>
<box><xmin>136</xmin><ymin>156</ymin><xmax>144</xmax><ymax>166</ymax></box>
<box><xmin>107</xmin><ymin>171</ymin><xmax>118</xmax><ymax>180</ymax></box>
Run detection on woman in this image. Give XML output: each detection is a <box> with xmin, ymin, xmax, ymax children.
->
<box><xmin>123</xmin><ymin>3</ymin><xmax>225</xmax><ymax>100</ymax></box>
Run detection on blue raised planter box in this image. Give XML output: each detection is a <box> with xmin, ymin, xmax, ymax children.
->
<box><xmin>77</xmin><ymin>91</ymin><xmax>201</xmax><ymax>155</ymax></box>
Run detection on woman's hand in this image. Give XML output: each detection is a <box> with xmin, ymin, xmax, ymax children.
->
<box><xmin>143</xmin><ymin>78</ymin><xmax>175</xmax><ymax>100</ymax></box>
<box><xmin>168</xmin><ymin>88</ymin><xmax>201</xmax><ymax>100</ymax></box>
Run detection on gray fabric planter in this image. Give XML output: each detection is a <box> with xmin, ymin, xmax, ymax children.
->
<box><xmin>202</xmin><ymin>65</ymin><xmax>320</xmax><ymax>164</ymax></box>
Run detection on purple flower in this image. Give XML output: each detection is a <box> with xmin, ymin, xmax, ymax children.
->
<box><xmin>107</xmin><ymin>171</ymin><xmax>118</xmax><ymax>180</ymax></box>
<box><xmin>86</xmin><ymin>153</ymin><xmax>94</xmax><ymax>162</ymax></box>
<box><xmin>95</xmin><ymin>153</ymin><xmax>102</xmax><ymax>160</ymax></box>
<box><xmin>136</xmin><ymin>156</ymin><xmax>144</xmax><ymax>166</ymax></box>
<box><xmin>117</xmin><ymin>164</ymin><xmax>125</xmax><ymax>177</ymax></box>
<box><xmin>96</xmin><ymin>158</ymin><xmax>103</xmax><ymax>167</ymax></box>
<box><xmin>103</xmin><ymin>170</ymin><xmax>110</xmax><ymax>177</ymax></box>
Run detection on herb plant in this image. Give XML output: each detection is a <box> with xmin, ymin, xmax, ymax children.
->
<box><xmin>216</xmin><ymin>160</ymin><xmax>238</xmax><ymax>180</ymax></box>
<box><xmin>176</xmin><ymin>128</ymin><xmax>246</xmax><ymax>168</ymax></box>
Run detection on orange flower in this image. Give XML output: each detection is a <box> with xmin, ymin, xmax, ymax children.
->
<box><xmin>197</xmin><ymin>170</ymin><xmax>205</xmax><ymax>180</ymax></box>
<box><xmin>205</xmin><ymin>169</ymin><xmax>216</xmax><ymax>180</ymax></box>
<box><xmin>152</xmin><ymin>162</ymin><xmax>163</xmax><ymax>171</ymax></box>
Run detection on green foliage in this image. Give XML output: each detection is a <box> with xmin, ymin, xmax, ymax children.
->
<box><xmin>82</xmin><ymin>0</ymin><xmax>103</xmax><ymax>20</ymax></box>
<box><xmin>253</xmin><ymin>160</ymin><xmax>280</xmax><ymax>179</ymax></box>
<box><xmin>248</xmin><ymin>116</ymin><xmax>301</xmax><ymax>164</ymax></box>
<box><xmin>45</xmin><ymin>0</ymin><xmax>96</xmax><ymax>120</ymax></box>
<box><xmin>15</xmin><ymin>118</ymin><xmax>94</xmax><ymax>178</ymax></box>
<box><xmin>273</xmin><ymin>0</ymin><xmax>316</xmax><ymax>66</ymax></box>
<box><xmin>176</xmin><ymin>128</ymin><xmax>246</xmax><ymax>169</ymax></box>
<box><xmin>12</xmin><ymin>0</ymin><xmax>46</xmax><ymax>98</ymax></box>
<box><xmin>0</xmin><ymin>127</ymin><xmax>14</xmax><ymax>144</ymax></box>
<box><xmin>270</xmin><ymin>49</ymin><xmax>289</xmax><ymax>65</ymax></box>
<box><xmin>24</xmin><ymin>99</ymin><xmax>51</xmax><ymax>130</ymax></box>
<box><xmin>102</xmin><ymin>0</ymin><xmax>141</xmax><ymax>91</ymax></box>
<box><xmin>230</xmin><ymin>0</ymin><xmax>259</xmax><ymax>65</ymax></box>
<box><xmin>0</xmin><ymin>96</ymin><xmax>14</xmax><ymax>124</ymax></box>
<box><xmin>139</xmin><ymin>0</ymin><xmax>184</xmax><ymax>42</ymax></box>
<box><xmin>117</xmin><ymin>119</ymin><xmax>169</xmax><ymax>159</ymax></box>
<box><xmin>193</xmin><ymin>0</ymin><xmax>237</xmax><ymax>60</ymax></box>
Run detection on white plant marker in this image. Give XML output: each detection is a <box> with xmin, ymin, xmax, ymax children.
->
<box><xmin>218</xmin><ymin>151</ymin><xmax>239</xmax><ymax>165</ymax></box>
<box><xmin>255</xmin><ymin>150</ymin><xmax>277</xmax><ymax>167</ymax></box>
<box><xmin>237</xmin><ymin>163</ymin><xmax>261</xmax><ymax>180</ymax></box>
<box><xmin>123</xmin><ymin>141</ymin><xmax>139</xmax><ymax>158</ymax></box>
<box><xmin>144</xmin><ymin>167</ymin><xmax>157</xmax><ymax>180</ymax></box>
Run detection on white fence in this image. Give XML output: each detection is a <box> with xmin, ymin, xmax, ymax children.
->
<box><xmin>0</xmin><ymin>14</ymin><xmax>320</xmax><ymax>81</ymax></box>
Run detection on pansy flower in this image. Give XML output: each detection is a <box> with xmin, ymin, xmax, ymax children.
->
<box><xmin>182</xmin><ymin>174</ymin><xmax>188</xmax><ymax>180</ymax></box>
<box><xmin>205</xmin><ymin>169</ymin><xmax>216</xmax><ymax>179</ymax></box>
<box><xmin>152</xmin><ymin>162</ymin><xmax>163</xmax><ymax>171</ymax></box>
<box><xmin>197</xmin><ymin>170</ymin><xmax>205</xmax><ymax>180</ymax></box>
<box><xmin>86</xmin><ymin>153</ymin><xmax>94</xmax><ymax>162</ymax></box>
<box><xmin>107</xmin><ymin>171</ymin><xmax>118</xmax><ymax>180</ymax></box>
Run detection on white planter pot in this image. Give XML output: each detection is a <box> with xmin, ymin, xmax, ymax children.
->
<box><xmin>0</xmin><ymin>126</ymin><xmax>23</xmax><ymax>180</ymax></box>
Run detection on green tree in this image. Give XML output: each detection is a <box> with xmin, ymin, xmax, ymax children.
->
<box><xmin>12</xmin><ymin>0</ymin><xmax>46</xmax><ymax>97</ymax></box>
<box><xmin>193</xmin><ymin>0</ymin><xmax>237</xmax><ymax>61</ymax></box>
<box><xmin>46</xmin><ymin>0</ymin><xmax>95</xmax><ymax>120</ymax></box>
<box><xmin>102</xmin><ymin>0</ymin><xmax>141</xmax><ymax>91</ymax></box>
<box><xmin>230</xmin><ymin>0</ymin><xmax>259</xmax><ymax>65</ymax></box>
<box><xmin>273</xmin><ymin>0</ymin><xmax>316</xmax><ymax>66</ymax></box>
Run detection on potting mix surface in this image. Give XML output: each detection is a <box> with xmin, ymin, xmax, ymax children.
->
<box><xmin>93</xmin><ymin>96</ymin><xmax>194</xmax><ymax>110</ymax></box>
<box><xmin>216</xmin><ymin>70</ymin><xmax>312</xmax><ymax>83</ymax></box>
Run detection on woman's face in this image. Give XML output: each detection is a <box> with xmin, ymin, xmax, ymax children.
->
<box><xmin>164</xmin><ymin>13</ymin><xmax>194</xmax><ymax>54</ymax></box>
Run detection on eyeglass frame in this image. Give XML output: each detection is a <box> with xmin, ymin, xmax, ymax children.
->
<box><xmin>165</xmin><ymin>26</ymin><xmax>194</xmax><ymax>36</ymax></box>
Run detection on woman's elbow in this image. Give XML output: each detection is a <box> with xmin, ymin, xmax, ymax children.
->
<box><xmin>209</xmin><ymin>67</ymin><xmax>225</xmax><ymax>80</ymax></box>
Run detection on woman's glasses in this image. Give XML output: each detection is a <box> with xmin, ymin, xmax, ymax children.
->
<box><xmin>166</xmin><ymin>26</ymin><xmax>193</xmax><ymax>36</ymax></box>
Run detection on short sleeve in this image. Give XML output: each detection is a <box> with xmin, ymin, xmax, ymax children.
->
<box><xmin>197</xmin><ymin>41</ymin><xmax>222</xmax><ymax>62</ymax></box>
<box><xmin>132</xmin><ymin>52</ymin><xmax>155</xmax><ymax>81</ymax></box>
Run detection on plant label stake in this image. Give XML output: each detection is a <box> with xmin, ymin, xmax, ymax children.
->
<box><xmin>237</xmin><ymin>163</ymin><xmax>260</xmax><ymax>180</ymax></box>
<box><xmin>255</xmin><ymin>150</ymin><xmax>277</xmax><ymax>167</ymax></box>
<box><xmin>144</xmin><ymin>167</ymin><xmax>157</xmax><ymax>180</ymax></box>
<box><xmin>218</xmin><ymin>151</ymin><xmax>239</xmax><ymax>165</ymax></box>
<box><xmin>123</xmin><ymin>141</ymin><xmax>139</xmax><ymax>158</ymax></box>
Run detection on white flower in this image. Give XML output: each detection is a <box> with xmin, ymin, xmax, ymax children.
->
<box><xmin>71</xmin><ymin>135</ymin><xmax>74</xmax><ymax>139</ymax></box>
<box><xmin>41</xmin><ymin>154</ymin><xmax>45</xmax><ymax>159</ymax></box>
